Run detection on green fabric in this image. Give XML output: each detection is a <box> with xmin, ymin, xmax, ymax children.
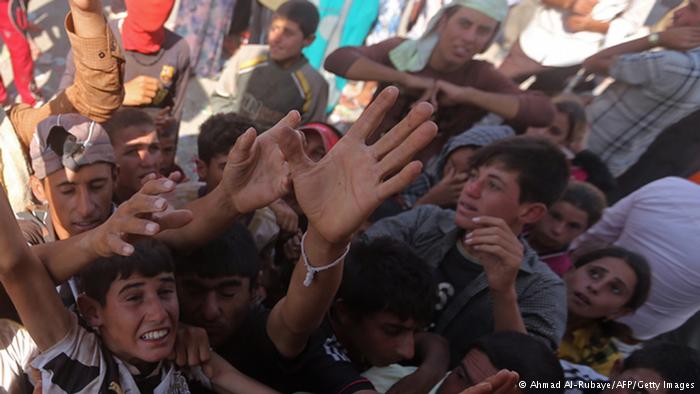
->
<box><xmin>389</xmin><ymin>0</ymin><xmax>508</xmax><ymax>72</ymax></box>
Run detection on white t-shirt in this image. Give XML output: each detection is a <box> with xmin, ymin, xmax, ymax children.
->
<box><xmin>519</xmin><ymin>0</ymin><xmax>654</xmax><ymax>67</ymax></box>
<box><xmin>0</xmin><ymin>320</ymin><xmax>37</xmax><ymax>392</ymax></box>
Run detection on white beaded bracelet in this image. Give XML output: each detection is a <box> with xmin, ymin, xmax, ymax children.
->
<box><xmin>300</xmin><ymin>232</ymin><xmax>350</xmax><ymax>287</ymax></box>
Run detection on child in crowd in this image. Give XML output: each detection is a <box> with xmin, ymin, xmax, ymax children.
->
<box><xmin>527</xmin><ymin>181</ymin><xmax>607</xmax><ymax>276</ymax></box>
<box><xmin>560</xmin><ymin>247</ymin><xmax>651</xmax><ymax>376</ymax></box>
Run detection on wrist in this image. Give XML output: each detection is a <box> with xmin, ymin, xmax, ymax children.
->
<box><xmin>648</xmin><ymin>32</ymin><xmax>661</xmax><ymax>47</ymax></box>
<box><xmin>459</xmin><ymin>86</ymin><xmax>476</xmax><ymax>104</ymax></box>
<box><xmin>490</xmin><ymin>285</ymin><xmax>518</xmax><ymax>301</ymax></box>
<box><xmin>213</xmin><ymin>185</ymin><xmax>242</xmax><ymax>218</ymax></box>
<box><xmin>304</xmin><ymin>226</ymin><xmax>349</xmax><ymax>264</ymax></box>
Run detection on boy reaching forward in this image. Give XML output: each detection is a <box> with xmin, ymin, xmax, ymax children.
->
<box><xmin>0</xmin><ymin>85</ymin><xmax>437</xmax><ymax>392</ymax></box>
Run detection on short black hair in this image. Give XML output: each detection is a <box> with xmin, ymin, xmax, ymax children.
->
<box><xmin>622</xmin><ymin>343</ymin><xmax>700</xmax><ymax>390</ymax></box>
<box><xmin>78</xmin><ymin>238</ymin><xmax>174</xmax><ymax>306</ymax></box>
<box><xmin>469</xmin><ymin>136</ymin><xmax>570</xmax><ymax>207</ymax></box>
<box><xmin>338</xmin><ymin>237</ymin><xmax>436</xmax><ymax>325</ymax></box>
<box><xmin>175</xmin><ymin>223</ymin><xmax>260</xmax><ymax>287</ymax></box>
<box><xmin>273</xmin><ymin>0</ymin><xmax>320</xmax><ymax>37</ymax></box>
<box><xmin>574</xmin><ymin>246</ymin><xmax>651</xmax><ymax>311</ymax></box>
<box><xmin>102</xmin><ymin>107</ymin><xmax>155</xmax><ymax>142</ymax></box>
<box><xmin>469</xmin><ymin>332</ymin><xmax>564</xmax><ymax>394</ymax></box>
<box><xmin>197</xmin><ymin>113</ymin><xmax>257</xmax><ymax>164</ymax></box>
<box><xmin>559</xmin><ymin>181</ymin><xmax>607</xmax><ymax>227</ymax></box>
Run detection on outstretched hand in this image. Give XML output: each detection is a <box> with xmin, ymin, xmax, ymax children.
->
<box><xmin>279</xmin><ymin>86</ymin><xmax>438</xmax><ymax>244</ymax></box>
<box><xmin>219</xmin><ymin>112</ymin><xmax>301</xmax><ymax>215</ymax></box>
<box><xmin>86</xmin><ymin>176</ymin><xmax>193</xmax><ymax>257</ymax></box>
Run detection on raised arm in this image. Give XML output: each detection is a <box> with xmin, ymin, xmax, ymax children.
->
<box><xmin>583</xmin><ymin>26</ymin><xmax>700</xmax><ymax>75</ymax></box>
<box><xmin>10</xmin><ymin>0</ymin><xmax>124</xmax><ymax>153</ymax></box>
<box><xmin>267</xmin><ymin>87</ymin><xmax>438</xmax><ymax>358</ymax></box>
<box><xmin>0</xmin><ymin>189</ymin><xmax>71</xmax><ymax>351</ymax></box>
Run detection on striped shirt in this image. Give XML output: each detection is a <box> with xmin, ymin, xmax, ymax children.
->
<box><xmin>586</xmin><ymin>46</ymin><xmax>700</xmax><ymax>177</ymax></box>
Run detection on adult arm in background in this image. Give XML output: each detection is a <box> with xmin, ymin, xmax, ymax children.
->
<box><xmin>10</xmin><ymin>0</ymin><xmax>124</xmax><ymax>153</ymax></box>
<box><xmin>324</xmin><ymin>38</ymin><xmax>437</xmax><ymax>99</ymax></box>
<box><xmin>266</xmin><ymin>87</ymin><xmax>438</xmax><ymax>358</ymax></box>
<box><xmin>430</xmin><ymin>64</ymin><xmax>555</xmax><ymax>128</ymax></box>
<box><xmin>582</xmin><ymin>26</ymin><xmax>700</xmax><ymax>75</ymax></box>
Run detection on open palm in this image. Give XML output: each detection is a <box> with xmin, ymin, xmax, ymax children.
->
<box><xmin>282</xmin><ymin>87</ymin><xmax>438</xmax><ymax>244</ymax></box>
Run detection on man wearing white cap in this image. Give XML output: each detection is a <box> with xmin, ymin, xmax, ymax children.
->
<box><xmin>325</xmin><ymin>0</ymin><xmax>555</xmax><ymax>159</ymax></box>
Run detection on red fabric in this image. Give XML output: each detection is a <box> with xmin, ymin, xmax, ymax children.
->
<box><xmin>0</xmin><ymin>0</ymin><xmax>35</xmax><ymax>105</ymax></box>
<box><xmin>122</xmin><ymin>0</ymin><xmax>174</xmax><ymax>54</ymax></box>
<box><xmin>300</xmin><ymin>123</ymin><xmax>340</xmax><ymax>151</ymax></box>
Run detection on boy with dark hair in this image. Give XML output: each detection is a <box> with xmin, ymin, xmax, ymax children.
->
<box><xmin>4</xmin><ymin>86</ymin><xmax>437</xmax><ymax>393</ymax></box>
<box><xmin>603</xmin><ymin>343</ymin><xmax>700</xmax><ymax>394</ymax></box>
<box><xmin>103</xmin><ymin>107</ymin><xmax>163</xmax><ymax>203</ymax></box>
<box><xmin>211</xmin><ymin>0</ymin><xmax>328</xmax><ymax>129</ymax></box>
<box><xmin>527</xmin><ymin>181</ymin><xmax>607</xmax><ymax>276</ymax></box>
<box><xmin>436</xmin><ymin>331</ymin><xmax>563</xmax><ymax>394</ymax></box>
<box><xmin>195</xmin><ymin>113</ymin><xmax>257</xmax><ymax>195</ymax></box>
<box><xmin>364</xmin><ymin>136</ymin><xmax>570</xmax><ymax>366</ymax></box>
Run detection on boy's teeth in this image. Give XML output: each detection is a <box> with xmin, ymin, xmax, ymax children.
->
<box><xmin>141</xmin><ymin>329</ymin><xmax>168</xmax><ymax>340</ymax></box>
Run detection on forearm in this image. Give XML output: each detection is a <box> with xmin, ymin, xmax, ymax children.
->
<box><xmin>334</xmin><ymin>56</ymin><xmax>407</xmax><ymax>85</ymax></box>
<box><xmin>491</xmin><ymin>288</ymin><xmax>527</xmax><ymax>334</ymax></box>
<box><xmin>268</xmin><ymin>226</ymin><xmax>348</xmax><ymax>357</ymax></box>
<box><xmin>0</xmin><ymin>192</ymin><xmax>71</xmax><ymax>350</ymax></box>
<box><xmin>156</xmin><ymin>187</ymin><xmax>240</xmax><ymax>252</ymax></box>
<box><xmin>31</xmin><ymin>232</ymin><xmax>101</xmax><ymax>284</ymax></box>
<box><xmin>462</xmin><ymin>87</ymin><xmax>519</xmax><ymax>119</ymax></box>
<box><xmin>412</xmin><ymin>333</ymin><xmax>450</xmax><ymax>383</ymax></box>
<box><xmin>583</xmin><ymin>36</ymin><xmax>653</xmax><ymax>75</ymax></box>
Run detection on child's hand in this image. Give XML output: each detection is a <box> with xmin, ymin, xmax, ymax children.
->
<box><xmin>171</xmin><ymin>324</ymin><xmax>211</xmax><ymax>368</ymax></box>
<box><xmin>88</xmin><ymin>176</ymin><xmax>193</xmax><ymax>257</ymax></box>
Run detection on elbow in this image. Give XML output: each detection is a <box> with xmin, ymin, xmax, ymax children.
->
<box><xmin>324</xmin><ymin>48</ymin><xmax>354</xmax><ymax>76</ymax></box>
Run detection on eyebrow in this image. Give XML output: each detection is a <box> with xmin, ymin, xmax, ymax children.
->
<box><xmin>119</xmin><ymin>277</ymin><xmax>175</xmax><ymax>295</ymax></box>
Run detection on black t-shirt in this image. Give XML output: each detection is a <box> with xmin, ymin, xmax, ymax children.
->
<box><xmin>433</xmin><ymin>243</ymin><xmax>483</xmax><ymax>320</ymax></box>
<box><xmin>217</xmin><ymin>306</ymin><xmax>374</xmax><ymax>394</ymax></box>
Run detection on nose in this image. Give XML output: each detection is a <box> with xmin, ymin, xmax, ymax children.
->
<box><xmin>463</xmin><ymin>178</ymin><xmax>482</xmax><ymax>198</ymax></box>
<box><xmin>144</xmin><ymin>295</ymin><xmax>169</xmax><ymax>323</ymax></box>
<box><xmin>587</xmin><ymin>281</ymin><xmax>602</xmax><ymax>295</ymax></box>
<box><xmin>201</xmin><ymin>291</ymin><xmax>221</xmax><ymax>322</ymax></box>
<box><xmin>76</xmin><ymin>187</ymin><xmax>97</xmax><ymax>219</ymax></box>
<box><xmin>551</xmin><ymin>221</ymin><xmax>566</xmax><ymax>236</ymax></box>
<box><xmin>139</xmin><ymin>148</ymin><xmax>161</xmax><ymax>171</ymax></box>
<box><xmin>395</xmin><ymin>333</ymin><xmax>415</xmax><ymax>361</ymax></box>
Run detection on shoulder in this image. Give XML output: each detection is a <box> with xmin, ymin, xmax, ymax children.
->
<box><xmin>299</xmin><ymin>62</ymin><xmax>329</xmax><ymax>88</ymax></box>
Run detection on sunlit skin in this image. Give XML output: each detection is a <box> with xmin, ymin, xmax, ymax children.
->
<box><xmin>32</xmin><ymin>163</ymin><xmax>115</xmax><ymax>240</ymax></box>
<box><xmin>529</xmin><ymin>201</ymin><xmax>589</xmax><ymax>254</ymax></box>
<box><xmin>430</xmin><ymin>7</ymin><xmax>499</xmax><ymax>73</ymax></box>
<box><xmin>526</xmin><ymin>111</ymin><xmax>571</xmax><ymax>148</ymax></box>
<box><xmin>332</xmin><ymin>309</ymin><xmax>419</xmax><ymax>367</ymax></box>
<box><xmin>673</xmin><ymin>0</ymin><xmax>700</xmax><ymax>28</ymax></box>
<box><xmin>564</xmin><ymin>257</ymin><xmax>637</xmax><ymax>320</ymax></box>
<box><xmin>177</xmin><ymin>275</ymin><xmax>253</xmax><ymax>347</ymax></box>
<box><xmin>455</xmin><ymin>163</ymin><xmax>534</xmax><ymax>234</ymax></box>
<box><xmin>81</xmin><ymin>273</ymin><xmax>179</xmax><ymax>372</ymax></box>
<box><xmin>267</xmin><ymin>17</ymin><xmax>314</xmax><ymax>68</ymax></box>
<box><xmin>111</xmin><ymin>123</ymin><xmax>162</xmax><ymax>203</ymax></box>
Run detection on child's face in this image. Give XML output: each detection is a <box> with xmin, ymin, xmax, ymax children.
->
<box><xmin>267</xmin><ymin>17</ymin><xmax>309</xmax><ymax>65</ymax></box>
<box><xmin>525</xmin><ymin>111</ymin><xmax>571</xmax><ymax>148</ymax></box>
<box><xmin>565</xmin><ymin>257</ymin><xmax>637</xmax><ymax>320</ymax></box>
<box><xmin>531</xmin><ymin>201</ymin><xmax>589</xmax><ymax>250</ymax></box>
<box><xmin>98</xmin><ymin>272</ymin><xmax>179</xmax><ymax>366</ymax></box>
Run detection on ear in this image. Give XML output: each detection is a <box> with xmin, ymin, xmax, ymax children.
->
<box><xmin>30</xmin><ymin>176</ymin><xmax>47</xmax><ymax>203</ymax></box>
<box><xmin>111</xmin><ymin>164</ymin><xmax>119</xmax><ymax>182</ymax></box>
<box><xmin>77</xmin><ymin>294</ymin><xmax>104</xmax><ymax>329</ymax></box>
<box><xmin>518</xmin><ymin>202</ymin><xmax>548</xmax><ymax>226</ymax></box>
<box><xmin>302</xmin><ymin>33</ymin><xmax>315</xmax><ymax>48</ymax></box>
<box><xmin>195</xmin><ymin>158</ymin><xmax>207</xmax><ymax>181</ymax></box>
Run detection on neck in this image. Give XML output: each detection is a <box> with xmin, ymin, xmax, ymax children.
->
<box><xmin>274</xmin><ymin>54</ymin><xmax>302</xmax><ymax>69</ymax></box>
<box><xmin>566</xmin><ymin>313</ymin><xmax>593</xmax><ymax>332</ymax></box>
<box><xmin>428</xmin><ymin>51</ymin><xmax>462</xmax><ymax>73</ymax></box>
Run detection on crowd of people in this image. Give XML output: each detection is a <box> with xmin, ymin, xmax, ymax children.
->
<box><xmin>0</xmin><ymin>0</ymin><xmax>699</xmax><ymax>393</ymax></box>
